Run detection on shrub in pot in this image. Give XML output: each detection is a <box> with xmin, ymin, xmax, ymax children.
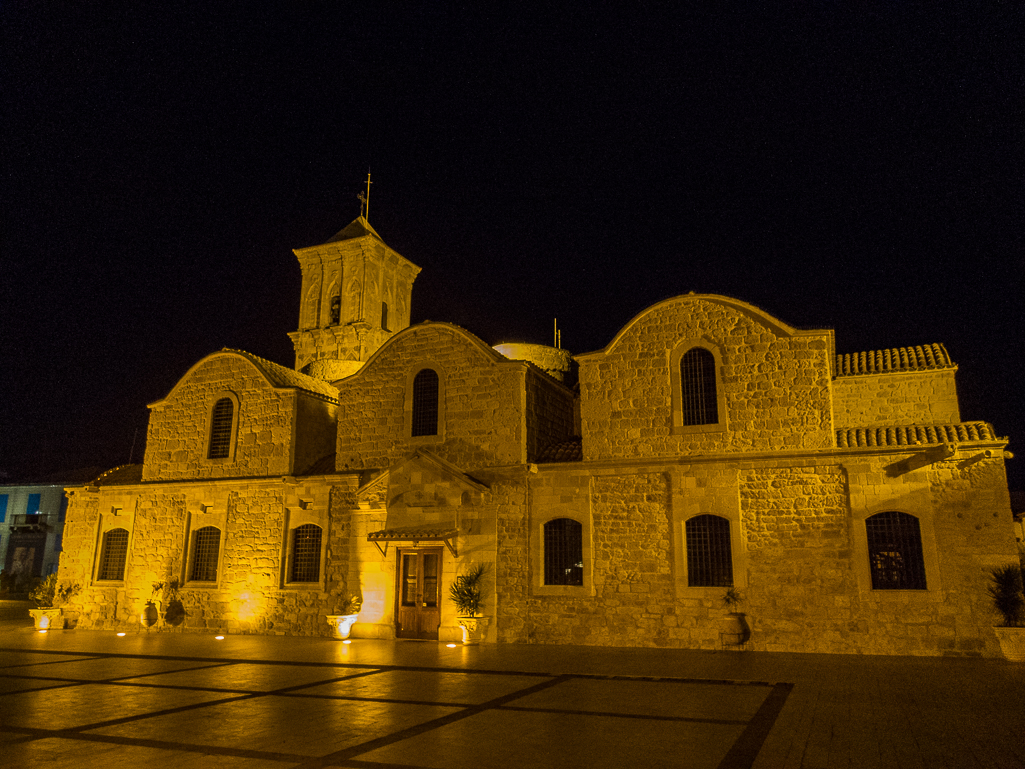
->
<box><xmin>449</xmin><ymin>562</ymin><xmax>489</xmax><ymax>645</ymax></box>
<box><xmin>326</xmin><ymin>594</ymin><xmax>363</xmax><ymax>640</ymax></box>
<box><xmin>988</xmin><ymin>563</ymin><xmax>1025</xmax><ymax>661</ymax></box>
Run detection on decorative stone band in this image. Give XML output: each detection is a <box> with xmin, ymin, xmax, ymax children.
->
<box><xmin>835</xmin><ymin>343</ymin><xmax>953</xmax><ymax>376</ymax></box>
<box><xmin>836</xmin><ymin>421</ymin><xmax>997</xmax><ymax>448</ymax></box>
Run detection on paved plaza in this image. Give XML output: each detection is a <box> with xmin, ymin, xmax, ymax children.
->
<box><xmin>0</xmin><ymin>604</ymin><xmax>1023</xmax><ymax>768</ymax></box>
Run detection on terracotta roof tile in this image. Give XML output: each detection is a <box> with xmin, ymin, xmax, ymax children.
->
<box><xmin>836</xmin><ymin>421</ymin><xmax>997</xmax><ymax>448</ymax></box>
<box><xmin>222</xmin><ymin>349</ymin><xmax>339</xmax><ymax>401</ymax></box>
<box><xmin>836</xmin><ymin>343</ymin><xmax>954</xmax><ymax>376</ymax></box>
<box><xmin>537</xmin><ymin>438</ymin><xmax>583</xmax><ymax>463</ymax></box>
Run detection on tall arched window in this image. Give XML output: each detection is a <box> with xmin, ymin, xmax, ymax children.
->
<box><xmin>381</xmin><ymin>302</ymin><xmax>390</xmax><ymax>331</ymax></box>
<box><xmin>208</xmin><ymin>398</ymin><xmax>234</xmax><ymax>459</ymax></box>
<box><xmin>680</xmin><ymin>348</ymin><xmax>719</xmax><ymax>426</ymax></box>
<box><xmin>190</xmin><ymin>526</ymin><xmax>220</xmax><ymax>582</ymax></box>
<box><xmin>291</xmin><ymin>524</ymin><xmax>322</xmax><ymax>582</ymax></box>
<box><xmin>98</xmin><ymin>528</ymin><xmax>130</xmax><ymax>581</ymax></box>
<box><xmin>544</xmin><ymin>518</ymin><xmax>583</xmax><ymax>586</ymax></box>
<box><xmin>685</xmin><ymin>514</ymin><xmax>733</xmax><ymax>587</ymax></box>
<box><xmin>411</xmin><ymin>368</ymin><xmax>439</xmax><ymax>437</ymax></box>
<box><xmin>866</xmin><ymin>511</ymin><xmax>927</xmax><ymax>589</ymax></box>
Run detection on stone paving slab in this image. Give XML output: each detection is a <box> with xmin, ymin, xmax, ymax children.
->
<box><xmin>358</xmin><ymin>707</ymin><xmax>745</xmax><ymax>769</ymax></box>
<box><xmin>0</xmin><ymin>630</ymin><xmax>1023</xmax><ymax>768</ymax></box>
<box><xmin>118</xmin><ymin>662</ymin><xmax>376</xmax><ymax>693</ymax></box>
<box><xmin>87</xmin><ymin>695</ymin><xmax>461</xmax><ymax>758</ymax></box>
<box><xmin>291</xmin><ymin>668</ymin><xmax>553</xmax><ymax>705</ymax></box>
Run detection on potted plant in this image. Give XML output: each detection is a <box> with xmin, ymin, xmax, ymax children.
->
<box><xmin>988</xmin><ymin>563</ymin><xmax>1025</xmax><ymax>660</ymax></box>
<box><xmin>153</xmin><ymin>579</ymin><xmax>186</xmax><ymax>627</ymax></box>
<box><xmin>28</xmin><ymin>574</ymin><xmax>81</xmax><ymax>630</ymax></box>
<box><xmin>326</xmin><ymin>594</ymin><xmax>363</xmax><ymax>640</ymax></box>
<box><xmin>719</xmin><ymin>586</ymin><xmax>750</xmax><ymax>647</ymax></box>
<box><xmin>449</xmin><ymin>562</ymin><xmax>489</xmax><ymax>645</ymax></box>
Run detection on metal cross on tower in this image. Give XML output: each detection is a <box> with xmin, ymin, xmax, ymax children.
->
<box><xmin>357</xmin><ymin>172</ymin><xmax>372</xmax><ymax>220</ymax></box>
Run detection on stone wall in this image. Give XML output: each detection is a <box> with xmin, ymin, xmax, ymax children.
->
<box><xmin>524</xmin><ymin>369</ymin><xmax>575</xmax><ymax>462</ymax></box>
<box><xmin>578</xmin><ymin>295</ymin><xmax>834</xmax><ymax>460</ymax></box>
<box><xmin>832</xmin><ymin>369</ymin><xmax>961</xmax><ymax>428</ymax></box>
<box><xmin>335</xmin><ymin>324</ymin><xmax>527</xmax><ymax>472</ymax></box>
<box><xmin>143</xmin><ymin>354</ymin><xmax>297</xmax><ymax>481</ymax></box>
<box><xmin>496</xmin><ymin>448</ymin><xmax>1017</xmax><ymax>656</ymax></box>
<box><xmin>59</xmin><ymin>475</ymin><xmax>361</xmax><ymax>636</ymax></box>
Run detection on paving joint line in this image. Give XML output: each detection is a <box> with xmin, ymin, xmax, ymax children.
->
<box><xmin>295</xmin><ymin>673</ymin><xmax>576</xmax><ymax>768</ymax></box>
<box><xmin>0</xmin><ymin>725</ymin><xmax>308</xmax><ymax>764</ymax></box>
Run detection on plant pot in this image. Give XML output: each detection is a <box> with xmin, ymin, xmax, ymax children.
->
<box><xmin>326</xmin><ymin>614</ymin><xmax>359</xmax><ymax>640</ymax></box>
<box><xmin>164</xmin><ymin>600</ymin><xmax>186</xmax><ymax>627</ymax></box>
<box><xmin>457</xmin><ymin>616</ymin><xmax>490</xmax><ymax>645</ymax></box>
<box><xmin>720</xmin><ymin>611</ymin><xmax>751</xmax><ymax>646</ymax></box>
<box><xmin>994</xmin><ymin>627</ymin><xmax>1025</xmax><ymax>661</ymax></box>
<box><xmin>29</xmin><ymin>608</ymin><xmax>63</xmax><ymax>630</ymax></box>
<box><xmin>141</xmin><ymin>601</ymin><xmax>159</xmax><ymax>628</ymax></box>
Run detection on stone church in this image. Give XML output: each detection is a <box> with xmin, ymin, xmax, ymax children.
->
<box><xmin>58</xmin><ymin>215</ymin><xmax>1018</xmax><ymax>655</ymax></box>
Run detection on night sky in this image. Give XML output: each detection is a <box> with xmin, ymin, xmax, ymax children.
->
<box><xmin>3</xmin><ymin>5</ymin><xmax>1023</xmax><ymax>490</ymax></box>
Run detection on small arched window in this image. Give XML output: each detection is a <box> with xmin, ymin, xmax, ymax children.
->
<box><xmin>208</xmin><ymin>398</ymin><xmax>234</xmax><ymax>459</ymax></box>
<box><xmin>544</xmin><ymin>518</ymin><xmax>583</xmax><ymax>586</ymax></box>
<box><xmin>680</xmin><ymin>348</ymin><xmax>719</xmax><ymax>426</ymax></box>
<box><xmin>190</xmin><ymin>526</ymin><xmax>220</xmax><ymax>582</ymax></box>
<box><xmin>330</xmin><ymin>295</ymin><xmax>341</xmax><ymax>325</ymax></box>
<box><xmin>411</xmin><ymin>368</ymin><xmax>439</xmax><ymax>437</ymax></box>
<box><xmin>685</xmin><ymin>515</ymin><xmax>733</xmax><ymax>587</ymax></box>
<box><xmin>98</xmin><ymin>528</ymin><xmax>130</xmax><ymax>581</ymax></box>
<box><xmin>381</xmin><ymin>302</ymin><xmax>390</xmax><ymax>331</ymax></box>
<box><xmin>866</xmin><ymin>511</ymin><xmax>927</xmax><ymax>590</ymax></box>
<box><xmin>291</xmin><ymin>524</ymin><xmax>322</xmax><ymax>582</ymax></box>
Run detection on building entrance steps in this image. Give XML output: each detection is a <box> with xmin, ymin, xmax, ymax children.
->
<box><xmin>0</xmin><ymin>630</ymin><xmax>1022</xmax><ymax>768</ymax></box>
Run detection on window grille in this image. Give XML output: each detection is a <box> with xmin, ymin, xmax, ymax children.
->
<box><xmin>290</xmin><ymin>524</ymin><xmax>322</xmax><ymax>582</ymax></box>
<box><xmin>190</xmin><ymin>526</ymin><xmax>220</xmax><ymax>582</ymax></box>
<box><xmin>544</xmin><ymin>518</ymin><xmax>583</xmax><ymax>586</ymax></box>
<box><xmin>208</xmin><ymin>398</ymin><xmax>234</xmax><ymax>459</ymax></box>
<box><xmin>98</xmin><ymin>528</ymin><xmax>129</xmax><ymax>580</ymax></box>
<box><xmin>411</xmin><ymin>369</ymin><xmax>439</xmax><ymax>437</ymax></box>
<box><xmin>680</xmin><ymin>348</ymin><xmax>718</xmax><ymax>426</ymax></box>
<box><xmin>686</xmin><ymin>515</ymin><xmax>733</xmax><ymax>587</ymax></box>
<box><xmin>866</xmin><ymin>511</ymin><xmax>927</xmax><ymax>590</ymax></box>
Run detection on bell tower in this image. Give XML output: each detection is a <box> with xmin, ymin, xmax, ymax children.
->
<box><xmin>288</xmin><ymin>216</ymin><xmax>421</xmax><ymax>382</ymax></box>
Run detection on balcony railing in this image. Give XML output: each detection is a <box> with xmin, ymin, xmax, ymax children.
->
<box><xmin>9</xmin><ymin>513</ymin><xmax>53</xmax><ymax>530</ymax></box>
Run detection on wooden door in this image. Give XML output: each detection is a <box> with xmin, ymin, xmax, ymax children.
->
<box><xmin>395</xmin><ymin>547</ymin><xmax>443</xmax><ymax>640</ymax></box>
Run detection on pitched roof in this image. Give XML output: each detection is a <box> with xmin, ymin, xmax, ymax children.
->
<box><xmin>836</xmin><ymin>421</ymin><xmax>998</xmax><ymax>448</ymax></box>
<box><xmin>321</xmin><ymin>216</ymin><xmax>385</xmax><ymax>246</ymax></box>
<box><xmin>537</xmin><ymin>438</ymin><xmax>583</xmax><ymax>463</ymax></box>
<box><xmin>222</xmin><ymin>349</ymin><xmax>339</xmax><ymax>401</ymax></box>
<box><xmin>836</xmin><ymin>344</ymin><xmax>953</xmax><ymax>376</ymax></box>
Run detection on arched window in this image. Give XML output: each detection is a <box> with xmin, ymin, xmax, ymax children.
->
<box><xmin>330</xmin><ymin>295</ymin><xmax>341</xmax><ymax>325</ymax></box>
<box><xmin>544</xmin><ymin>518</ymin><xmax>583</xmax><ymax>586</ymax></box>
<box><xmin>680</xmin><ymin>348</ymin><xmax>719</xmax><ymax>426</ymax></box>
<box><xmin>411</xmin><ymin>368</ymin><xmax>439</xmax><ymax>437</ymax></box>
<box><xmin>208</xmin><ymin>398</ymin><xmax>234</xmax><ymax>459</ymax></box>
<box><xmin>866</xmin><ymin>511</ymin><xmax>927</xmax><ymax>590</ymax></box>
<box><xmin>291</xmin><ymin>524</ymin><xmax>322</xmax><ymax>582</ymax></box>
<box><xmin>190</xmin><ymin>526</ymin><xmax>220</xmax><ymax>582</ymax></box>
<box><xmin>98</xmin><ymin>528</ymin><xmax>129</xmax><ymax>581</ymax></box>
<box><xmin>381</xmin><ymin>302</ymin><xmax>389</xmax><ymax>331</ymax></box>
<box><xmin>685</xmin><ymin>515</ymin><xmax>733</xmax><ymax>587</ymax></box>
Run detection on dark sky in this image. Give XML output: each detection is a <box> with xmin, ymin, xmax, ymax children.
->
<box><xmin>3</xmin><ymin>5</ymin><xmax>1023</xmax><ymax>489</ymax></box>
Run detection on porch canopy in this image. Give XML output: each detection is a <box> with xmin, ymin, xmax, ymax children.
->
<box><xmin>367</xmin><ymin>524</ymin><xmax>458</xmax><ymax>557</ymax></box>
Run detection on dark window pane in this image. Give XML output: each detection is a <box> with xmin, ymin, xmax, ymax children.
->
<box><xmin>208</xmin><ymin>398</ymin><xmax>234</xmax><ymax>459</ymax></box>
<box><xmin>544</xmin><ymin>518</ymin><xmax>583</xmax><ymax>586</ymax></box>
<box><xmin>686</xmin><ymin>515</ymin><xmax>733</xmax><ymax>587</ymax></box>
<box><xmin>190</xmin><ymin>527</ymin><xmax>220</xmax><ymax>582</ymax></box>
<box><xmin>99</xmin><ymin>528</ymin><xmax>129</xmax><ymax>581</ymax></box>
<box><xmin>680</xmin><ymin>348</ymin><xmax>718</xmax><ymax>426</ymax></box>
<box><xmin>411</xmin><ymin>369</ymin><xmax>439</xmax><ymax>437</ymax></box>
<box><xmin>291</xmin><ymin>524</ymin><xmax>322</xmax><ymax>582</ymax></box>
<box><xmin>866</xmin><ymin>511</ymin><xmax>927</xmax><ymax>590</ymax></box>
